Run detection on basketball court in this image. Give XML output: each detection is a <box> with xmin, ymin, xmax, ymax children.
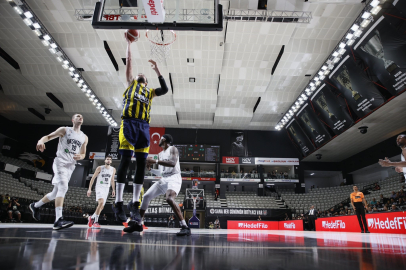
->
<box><xmin>1</xmin><ymin>0</ymin><xmax>406</xmax><ymax>269</ymax></box>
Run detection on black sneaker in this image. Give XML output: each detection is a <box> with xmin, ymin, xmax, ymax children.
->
<box><xmin>176</xmin><ymin>226</ymin><xmax>191</xmax><ymax>236</ymax></box>
<box><xmin>29</xmin><ymin>203</ymin><xmax>41</xmax><ymax>221</ymax></box>
<box><xmin>123</xmin><ymin>220</ymin><xmax>143</xmax><ymax>233</ymax></box>
<box><xmin>53</xmin><ymin>217</ymin><xmax>74</xmax><ymax>230</ymax></box>
<box><xmin>128</xmin><ymin>201</ymin><xmax>141</xmax><ymax>223</ymax></box>
<box><xmin>365</xmin><ymin>231</ymin><xmax>370</xmax><ymax>233</ymax></box>
<box><xmin>361</xmin><ymin>230</ymin><xmax>364</xmax><ymax>233</ymax></box>
<box><xmin>112</xmin><ymin>202</ymin><xmax>127</xmax><ymax>222</ymax></box>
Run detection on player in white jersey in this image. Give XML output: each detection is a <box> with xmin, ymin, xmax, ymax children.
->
<box><xmin>87</xmin><ymin>155</ymin><xmax>116</xmax><ymax>228</ymax></box>
<box><xmin>123</xmin><ymin>134</ymin><xmax>191</xmax><ymax>236</ymax></box>
<box><xmin>379</xmin><ymin>134</ymin><xmax>406</xmax><ymax>181</ymax></box>
<box><xmin>29</xmin><ymin>114</ymin><xmax>88</xmax><ymax>230</ymax></box>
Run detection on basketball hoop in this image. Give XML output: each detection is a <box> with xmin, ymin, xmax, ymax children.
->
<box><xmin>146</xmin><ymin>30</ymin><xmax>176</xmax><ymax>63</ymax></box>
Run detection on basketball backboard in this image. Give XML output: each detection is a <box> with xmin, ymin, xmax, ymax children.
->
<box><xmin>92</xmin><ymin>0</ymin><xmax>223</xmax><ymax>31</ymax></box>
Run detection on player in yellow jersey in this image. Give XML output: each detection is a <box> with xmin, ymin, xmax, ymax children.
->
<box><xmin>112</xmin><ymin>31</ymin><xmax>169</xmax><ymax>225</ymax></box>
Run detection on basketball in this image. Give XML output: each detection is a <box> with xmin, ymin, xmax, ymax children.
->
<box><xmin>125</xmin><ymin>29</ymin><xmax>139</xmax><ymax>42</ymax></box>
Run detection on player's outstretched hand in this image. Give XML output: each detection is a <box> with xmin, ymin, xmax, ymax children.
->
<box><xmin>146</xmin><ymin>157</ymin><xmax>156</xmax><ymax>165</ymax></box>
<box><xmin>87</xmin><ymin>190</ymin><xmax>91</xmax><ymax>197</ymax></box>
<box><xmin>111</xmin><ymin>190</ymin><xmax>116</xmax><ymax>197</ymax></box>
<box><xmin>378</xmin><ymin>157</ymin><xmax>391</xmax><ymax>167</ymax></box>
<box><xmin>148</xmin><ymin>59</ymin><xmax>158</xmax><ymax>71</ymax></box>
<box><xmin>36</xmin><ymin>141</ymin><xmax>46</xmax><ymax>152</ymax></box>
<box><xmin>73</xmin><ymin>154</ymin><xmax>81</xmax><ymax>160</ymax></box>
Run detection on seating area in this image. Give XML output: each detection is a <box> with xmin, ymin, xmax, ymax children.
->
<box><xmin>225</xmin><ymin>191</ymin><xmax>281</xmax><ymax>209</ymax></box>
<box><xmin>205</xmin><ymin>192</ymin><xmax>222</xmax><ymax>208</ymax></box>
<box><xmin>0</xmin><ymin>172</ymin><xmax>42</xmax><ymax>201</ymax></box>
<box><xmin>0</xmin><ymin>154</ymin><xmax>45</xmax><ymax>173</ymax></box>
<box><xmin>363</xmin><ymin>175</ymin><xmax>404</xmax><ymax>203</ymax></box>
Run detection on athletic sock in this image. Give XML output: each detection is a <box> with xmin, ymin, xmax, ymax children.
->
<box><xmin>55</xmin><ymin>207</ymin><xmax>63</xmax><ymax>222</ymax></box>
<box><xmin>94</xmin><ymin>215</ymin><xmax>99</xmax><ymax>223</ymax></box>
<box><xmin>180</xmin><ymin>220</ymin><xmax>188</xmax><ymax>227</ymax></box>
<box><xmin>133</xmin><ymin>184</ymin><xmax>143</xmax><ymax>202</ymax></box>
<box><xmin>115</xmin><ymin>183</ymin><xmax>125</xmax><ymax>203</ymax></box>
<box><xmin>34</xmin><ymin>200</ymin><xmax>45</xmax><ymax>208</ymax></box>
<box><xmin>91</xmin><ymin>213</ymin><xmax>97</xmax><ymax>219</ymax></box>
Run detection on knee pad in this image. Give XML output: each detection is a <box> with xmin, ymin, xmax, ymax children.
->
<box><xmin>55</xmin><ymin>181</ymin><xmax>69</xmax><ymax>198</ymax></box>
<box><xmin>46</xmin><ymin>185</ymin><xmax>59</xmax><ymax>201</ymax></box>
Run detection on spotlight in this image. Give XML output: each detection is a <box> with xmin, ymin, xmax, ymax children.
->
<box><xmin>45</xmin><ymin>108</ymin><xmax>52</xmax><ymax>114</ymax></box>
<box><xmin>315</xmin><ymin>154</ymin><xmax>322</xmax><ymax>160</ymax></box>
<box><xmin>358</xmin><ymin>126</ymin><xmax>368</xmax><ymax>134</ymax></box>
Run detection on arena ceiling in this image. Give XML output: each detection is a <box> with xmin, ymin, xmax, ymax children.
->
<box><xmin>0</xmin><ymin>0</ymin><xmax>365</xmax><ymax>130</ymax></box>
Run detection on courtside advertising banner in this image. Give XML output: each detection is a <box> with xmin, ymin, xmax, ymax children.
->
<box><xmin>296</xmin><ymin>103</ymin><xmax>332</xmax><ymax>147</ymax></box>
<box><xmin>353</xmin><ymin>6</ymin><xmax>406</xmax><ymax>95</ymax></box>
<box><xmin>254</xmin><ymin>158</ymin><xmax>299</xmax><ymax>165</ymax></box>
<box><xmin>222</xmin><ymin>156</ymin><xmax>239</xmax><ymax>164</ymax></box>
<box><xmin>311</xmin><ymin>84</ymin><xmax>354</xmax><ymax>135</ymax></box>
<box><xmin>316</xmin><ymin>211</ymin><xmax>406</xmax><ymax>234</ymax></box>
<box><xmin>286</xmin><ymin>120</ymin><xmax>315</xmax><ymax>157</ymax></box>
<box><xmin>227</xmin><ymin>221</ymin><xmax>279</xmax><ymax>230</ymax></box>
<box><xmin>279</xmin><ymin>220</ymin><xmax>304</xmax><ymax>231</ymax></box>
<box><xmin>105</xmin><ymin>126</ymin><xmax>121</xmax><ymax>160</ymax></box>
<box><xmin>327</xmin><ymin>54</ymin><xmax>385</xmax><ymax>118</ymax></box>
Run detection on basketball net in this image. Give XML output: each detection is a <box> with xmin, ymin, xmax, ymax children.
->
<box><xmin>146</xmin><ymin>30</ymin><xmax>176</xmax><ymax>63</ymax></box>
<box><xmin>192</xmin><ymin>194</ymin><xmax>200</xmax><ymax>216</ymax></box>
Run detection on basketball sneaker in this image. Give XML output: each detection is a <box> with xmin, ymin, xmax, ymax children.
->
<box><xmin>112</xmin><ymin>202</ymin><xmax>127</xmax><ymax>222</ymax></box>
<box><xmin>176</xmin><ymin>226</ymin><xmax>191</xmax><ymax>236</ymax></box>
<box><xmin>123</xmin><ymin>220</ymin><xmax>143</xmax><ymax>233</ymax></box>
<box><xmin>88</xmin><ymin>216</ymin><xmax>94</xmax><ymax>228</ymax></box>
<box><xmin>92</xmin><ymin>222</ymin><xmax>101</xmax><ymax>229</ymax></box>
<box><xmin>53</xmin><ymin>217</ymin><xmax>74</xmax><ymax>230</ymax></box>
<box><xmin>29</xmin><ymin>203</ymin><xmax>41</xmax><ymax>221</ymax></box>
<box><xmin>128</xmin><ymin>201</ymin><xmax>141</xmax><ymax>223</ymax></box>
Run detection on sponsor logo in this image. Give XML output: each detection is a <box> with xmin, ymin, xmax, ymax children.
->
<box><xmin>257</xmin><ymin>160</ymin><xmax>270</xmax><ymax>163</ymax></box>
<box><xmin>2</xmin><ymin>145</ymin><xmax>11</xmax><ymax>150</ymax></box>
<box><xmin>237</xmin><ymin>222</ymin><xmax>268</xmax><ymax>229</ymax></box>
<box><xmin>210</xmin><ymin>209</ymin><xmax>215</xmax><ymax>214</ymax></box>
<box><xmin>226</xmin><ymin>157</ymin><xmax>236</xmax><ymax>163</ymax></box>
<box><xmin>190</xmin><ymin>222</ymin><xmax>199</xmax><ymax>225</ymax></box>
<box><xmin>322</xmin><ymin>220</ymin><xmax>346</xmax><ymax>229</ymax></box>
<box><xmin>367</xmin><ymin>217</ymin><xmax>406</xmax><ymax>230</ymax></box>
<box><xmin>284</xmin><ymin>223</ymin><xmax>296</xmax><ymax>229</ymax></box>
<box><xmin>64</xmin><ymin>149</ymin><xmax>69</xmax><ymax>153</ymax></box>
<box><xmin>241</xmin><ymin>158</ymin><xmax>252</xmax><ymax>163</ymax></box>
<box><xmin>147</xmin><ymin>0</ymin><xmax>159</xmax><ymax>16</ymax></box>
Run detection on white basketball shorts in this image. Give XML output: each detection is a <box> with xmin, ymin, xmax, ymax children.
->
<box><xmin>154</xmin><ymin>174</ymin><xmax>182</xmax><ymax>196</ymax></box>
<box><xmin>52</xmin><ymin>158</ymin><xmax>75</xmax><ymax>185</ymax></box>
<box><xmin>95</xmin><ymin>186</ymin><xmax>110</xmax><ymax>205</ymax></box>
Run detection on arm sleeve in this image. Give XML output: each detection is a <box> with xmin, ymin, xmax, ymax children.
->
<box><xmin>154</xmin><ymin>76</ymin><xmax>168</xmax><ymax>96</ymax></box>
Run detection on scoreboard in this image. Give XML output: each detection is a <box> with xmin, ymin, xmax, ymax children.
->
<box><xmin>173</xmin><ymin>144</ymin><xmax>220</xmax><ymax>162</ymax></box>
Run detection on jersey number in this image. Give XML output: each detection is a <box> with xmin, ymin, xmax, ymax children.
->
<box><xmin>72</xmin><ymin>145</ymin><xmax>77</xmax><ymax>152</ymax></box>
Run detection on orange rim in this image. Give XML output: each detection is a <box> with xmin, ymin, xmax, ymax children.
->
<box><xmin>145</xmin><ymin>30</ymin><xmax>177</xmax><ymax>46</ymax></box>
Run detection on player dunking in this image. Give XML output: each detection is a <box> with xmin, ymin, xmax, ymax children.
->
<box><xmin>29</xmin><ymin>114</ymin><xmax>88</xmax><ymax>230</ymax></box>
<box><xmin>124</xmin><ymin>134</ymin><xmax>191</xmax><ymax>236</ymax></box>
<box><xmin>87</xmin><ymin>156</ymin><xmax>116</xmax><ymax>228</ymax></box>
<box><xmin>112</xmin><ymin>32</ymin><xmax>169</xmax><ymax>223</ymax></box>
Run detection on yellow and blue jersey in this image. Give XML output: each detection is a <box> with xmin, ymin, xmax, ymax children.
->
<box><xmin>121</xmin><ymin>80</ymin><xmax>155</xmax><ymax>123</ymax></box>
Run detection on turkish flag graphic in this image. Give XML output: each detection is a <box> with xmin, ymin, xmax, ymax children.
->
<box><xmin>149</xmin><ymin>127</ymin><xmax>165</xmax><ymax>154</ymax></box>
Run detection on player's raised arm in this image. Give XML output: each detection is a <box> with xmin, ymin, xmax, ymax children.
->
<box><xmin>87</xmin><ymin>166</ymin><xmax>102</xmax><ymax>197</ymax></box>
<box><xmin>149</xmin><ymin>60</ymin><xmax>168</xmax><ymax>98</ymax></box>
<box><xmin>74</xmin><ymin>136</ymin><xmax>88</xmax><ymax>160</ymax></box>
<box><xmin>36</xmin><ymin>127</ymin><xmax>66</xmax><ymax>152</ymax></box>
<box><xmin>125</xmin><ymin>33</ymin><xmax>134</xmax><ymax>86</ymax></box>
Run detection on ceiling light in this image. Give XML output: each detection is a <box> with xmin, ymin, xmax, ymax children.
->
<box><xmin>101</xmin><ymin>107</ymin><xmax>105</xmax><ymax>111</ymax></box>
<box><xmin>321</xmin><ymin>65</ymin><xmax>327</xmax><ymax>70</ymax></box>
<box><xmin>74</xmin><ymin>74</ymin><xmax>79</xmax><ymax>78</ymax></box>
<box><xmin>298</xmin><ymin>98</ymin><xmax>303</xmax><ymax>102</ymax></box>
<box><xmin>315</xmin><ymin>81</ymin><xmax>321</xmax><ymax>86</ymax></box>
<box><xmin>347</xmin><ymin>39</ymin><xmax>355</xmax><ymax>46</ymax></box>
<box><xmin>86</xmin><ymin>90</ymin><xmax>91</xmax><ymax>94</ymax></box>
<box><xmin>79</xmin><ymin>79</ymin><xmax>84</xmax><ymax>84</ymax></box>
<box><xmin>370</xmin><ymin>0</ymin><xmax>379</xmax><ymax>7</ymax></box>
<box><xmin>301</xmin><ymin>94</ymin><xmax>307</xmax><ymax>99</ymax></box>
<box><xmin>311</xmin><ymin>86</ymin><xmax>316</xmax><ymax>91</ymax></box>
<box><xmin>324</xmin><ymin>70</ymin><xmax>330</xmax><ymax>76</ymax></box>
<box><xmin>339</xmin><ymin>42</ymin><xmax>346</xmax><ymax>49</ymax></box>
<box><xmin>295</xmin><ymin>101</ymin><xmax>300</xmax><ymax>105</ymax></box>
<box><xmin>24</xmin><ymin>11</ymin><xmax>33</xmax><ymax>19</ymax></box>
<box><xmin>33</xmin><ymin>23</ymin><xmax>41</xmax><ymax>29</ymax></box>
<box><xmin>332</xmin><ymin>51</ymin><xmax>339</xmax><ymax>57</ymax></box>
<box><xmin>275</xmin><ymin>126</ymin><xmax>280</xmax><ymax>130</ymax></box>
<box><xmin>361</xmin><ymin>19</ymin><xmax>371</xmax><ymax>28</ymax></box>
<box><xmin>73</xmin><ymin>77</ymin><xmax>79</xmax><ymax>82</ymax></box>
<box><xmin>310</xmin><ymin>173</ymin><xmax>315</xmax><ymax>176</ymax></box>
<box><xmin>77</xmin><ymin>83</ymin><xmax>83</xmax><ymax>87</ymax></box>
<box><xmin>314</xmin><ymin>77</ymin><xmax>319</xmax><ymax>81</ymax></box>
<box><xmin>43</xmin><ymin>35</ymin><xmax>51</xmax><ymax>41</ymax></box>
<box><xmin>91</xmin><ymin>95</ymin><xmax>95</xmax><ymax>98</ymax></box>
<box><xmin>338</xmin><ymin>48</ymin><xmax>346</xmax><ymax>55</ymax></box>
<box><xmin>49</xmin><ymin>48</ymin><xmax>56</xmax><ymax>54</ymax></box>
<box><xmin>333</xmin><ymin>57</ymin><xmax>340</xmax><ymax>63</ymax></box>
<box><xmin>56</xmin><ymin>56</ymin><xmax>62</xmax><ymax>62</ymax></box>
<box><xmin>69</xmin><ymin>72</ymin><xmax>74</xmax><ymax>76</ymax></box>
<box><xmin>306</xmin><ymin>91</ymin><xmax>311</xmax><ymax>96</ymax></box>
<box><xmin>318</xmin><ymin>71</ymin><xmax>324</xmax><ymax>76</ymax></box>
<box><xmin>319</xmin><ymin>75</ymin><xmax>325</xmax><ymax>80</ymax></box>
<box><xmin>89</xmin><ymin>97</ymin><xmax>94</xmax><ymax>101</ymax></box>
<box><xmin>41</xmin><ymin>40</ymin><xmax>49</xmax><ymax>46</ymax></box>
<box><xmin>69</xmin><ymin>67</ymin><xmax>75</xmax><ymax>72</ymax></box>
<box><xmin>328</xmin><ymin>64</ymin><xmax>334</xmax><ymax>70</ymax></box>
<box><xmin>33</xmin><ymin>29</ymin><xmax>41</xmax><ymax>36</ymax></box>
<box><xmin>351</xmin><ymin>24</ymin><xmax>359</xmax><ymax>31</ymax></box>
<box><xmin>62</xmin><ymin>64</ymin><xmax>69</xmax><ymax>69</ymax></box>
<box><xmin>309</xmin><ymin>82</ymin><xmax>315</xmax><ymax>87</ymax></box>
<box><xmin>81</xmin><ymin>87</ymin><xmax>86</xmax><ymax>92</ymax></box>
<box><xmin>86</xmin><ymin>93</ymin><xmax>90</xmax><ymax>97</ymax></box>
<box><xmin>23</xmin><ymin>18</ymin><xmax>32</xmax><ymax>26</ymax></box>
<box><xmin>63</xmin><ymin>60</ymin><xmax>69</xmax><ymax>65</ymax></box>
<box><xmin>14</xmin><ymin>7</ymin><xmax>23</xmax><ymax>14</ymax></box>
<box><xmin>346</xmin><ymin>33</ymin><xmax>353</xmax><ymax>40</ymax></box>
<box><xmin>50</xmin><ymin>43</ymin><xmax>57</xmax><ymax>49</ymax></box>
<box><xmin>362</xmin><ymin>12</ymin><xmax>371</xmax><ymax>19</ymax></box>
<box><xmin>94</xmin><ymin>99</ymin><xmax>98</xmax><ymax>103</ymax></box>
<box><xmin>371</xmin><ymin>6</ymin><xmax>381</xmax><ymax>15</ymax></box>
<box><xmin>354</xmin><ymin>30</ymin><xmax>363</xmax><ymax>37</ymax></box>
<box><xmin>82</xmin><ymin>85</ymin><xmax>88</xmax><ymax>89</ymax></box>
